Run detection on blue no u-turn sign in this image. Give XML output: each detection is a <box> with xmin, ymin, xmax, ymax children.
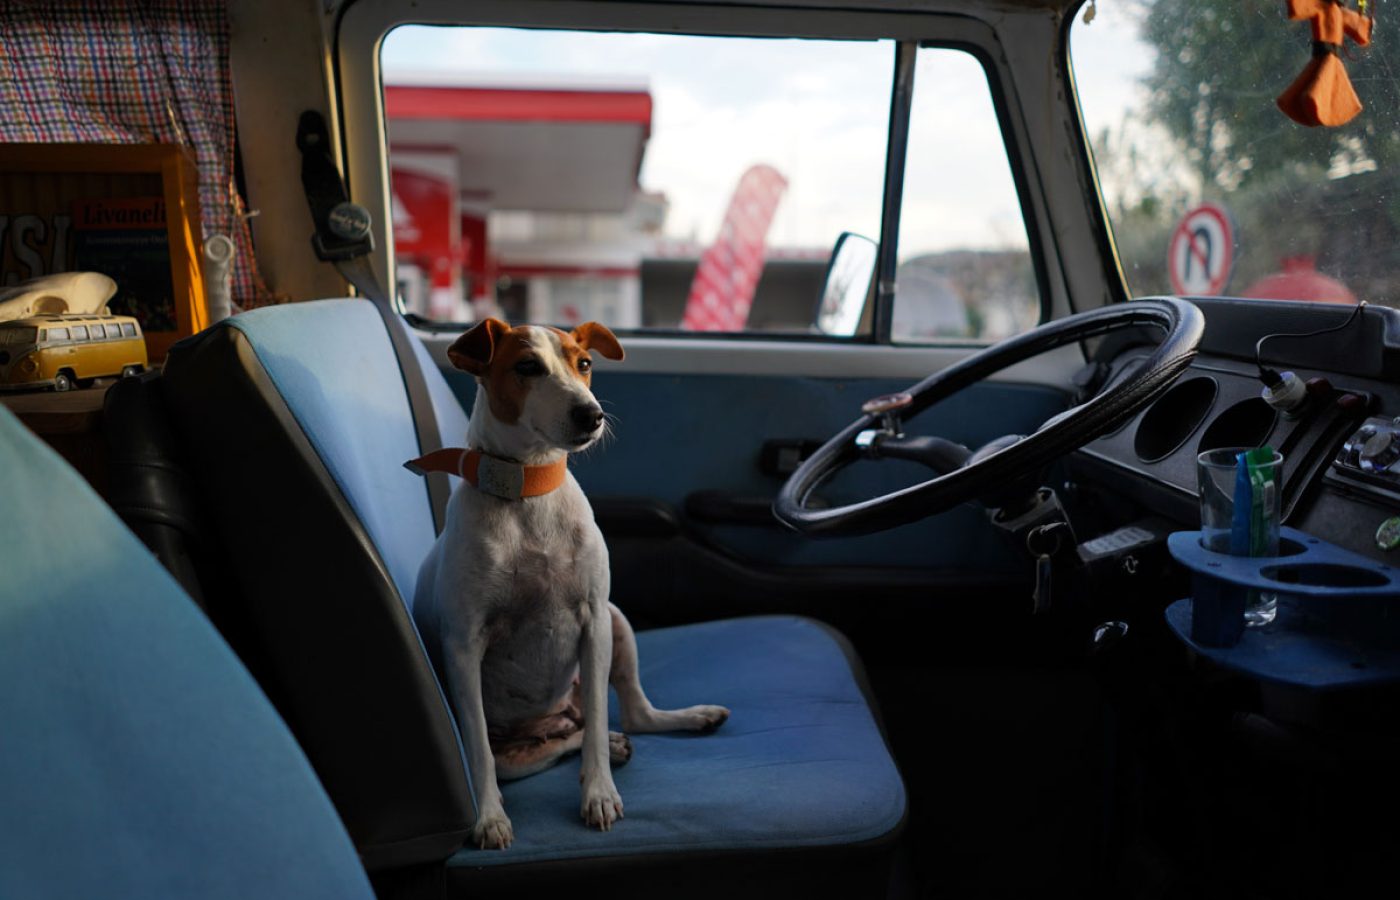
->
<box><xmin>1167</xmin><ymin>203</ymin><xmax>1235</xmax><ymax>296</ymax></box>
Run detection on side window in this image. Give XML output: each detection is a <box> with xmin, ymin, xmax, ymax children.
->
<box><xmin>71</xmin><ymin>325</ymin><xmax>89</xmax><ymax>341</ymax></box>
<box><xmin>48</xmin><ymin>327</ymin><xmax>69</xmax><ymax>342</ymax></box>
<box><xmin>894</xmin><ymin>48</ymin><xmax>1039</xmax><ymax>342</ymax></box>
<box><xmin>121</xmin><ymin>323</ymin><xmax>137</xmax><ymax>337</ymax></box>
<box><xmin>381</xmin><ymin>28</ymin><xmax>892</xmax><ymax>334</ymax></box>
<box><xmin>90</xmin><ymin>324</ymin><xmax>106</xmax><ymax>339</ymax></box>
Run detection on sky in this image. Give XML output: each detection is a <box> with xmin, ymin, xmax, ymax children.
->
<box><xmin>380</xmin><ymin>6</ymin><xmax>1152</xmax><ymax>256</ymax></box>
<box><xmin>1069</xmin><ymin>2</ymin><xmax>1155</xmax><ymax>139</ymax></box>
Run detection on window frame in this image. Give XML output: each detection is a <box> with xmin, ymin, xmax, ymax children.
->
<box><xmin>337</xmin><ymin>0</ymin><xmax>1055</xmax><ymax>347</ymax></box>
<box><xmin>1059</xmin><ymin>0</ymin><xmax>1135</xmax><ymax>307</ymax></box>
<box><xmin>889</xmin><ymin>39</ymin><xmax>1053</xmax><ymax>345</ymax></box>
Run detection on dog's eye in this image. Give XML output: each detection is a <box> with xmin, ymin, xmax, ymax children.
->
<box><xmin>514</xmin><ymin>358</ymin><xmax>545</xmax><ymax>377</ymax></box>
<box><xmin>578</xmin><ymin>357</ymin><xmax>592</xmax><ymax>373</ymax></box>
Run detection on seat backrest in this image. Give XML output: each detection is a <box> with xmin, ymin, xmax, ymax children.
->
<box><xmin>0</xmin><ymin>404</ymin><xmax>375</xmax><ymax>900</ymax></box>
<box><xmin>160</xmin><ymin>299</ymin><xmax>474</xmax><ymax>870</ymax></box>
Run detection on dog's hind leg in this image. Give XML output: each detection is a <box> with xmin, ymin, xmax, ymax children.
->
<box><xmin>608</xmin><ymin>603</ymin><xmax>730</xmax><ymax>734</ymax></box>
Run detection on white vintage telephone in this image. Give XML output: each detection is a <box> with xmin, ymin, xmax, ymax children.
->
<box><xmin>0</xmin><ymin>272</ymin><xmax>118</xmax><ymax>322</ymax></box>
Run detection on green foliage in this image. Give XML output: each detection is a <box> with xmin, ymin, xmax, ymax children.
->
<box><xmin>1138</xmin><ymin>0</ymin><xmax>1398</xmax><ymax>190</ymax></box>
<box><xmin>1094</xmin><ymin>0</ymin><xmax>1400</xmax><ymax>302</ymax></box>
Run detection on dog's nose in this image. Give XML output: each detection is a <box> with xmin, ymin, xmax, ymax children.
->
<box><xmin>571</xmin><ymin>404</ymin><xmax>604</xmax><ymax>431</ymax></box>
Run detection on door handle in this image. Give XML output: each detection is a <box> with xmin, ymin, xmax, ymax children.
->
<box><xmin>759</xmin><ymin>439</ymin><xmax>824</xmax><ymax>477</ymax></box>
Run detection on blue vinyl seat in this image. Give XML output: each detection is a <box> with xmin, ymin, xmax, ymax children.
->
<box><xmin>158</xmin><ymin>299</ymin><xmax>906</xmax><ymax>896</ymax></box>
<box><xmin>0</xmin><ymin>404</ymin><xmax>374</xmax><ymax>900</ymax></box>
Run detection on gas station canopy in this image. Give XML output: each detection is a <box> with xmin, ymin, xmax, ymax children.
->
<box><xmin>385</xmin><ymin>75</ymin><xmax>652</xmax><ymax>213</ymax></box>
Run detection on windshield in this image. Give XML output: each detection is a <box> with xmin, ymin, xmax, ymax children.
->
<box><xmin>1071</xmin><ymin>0</ymin><xmax>1399</xmax><ymax>306</ymax></box>
<box><xmin>0</xmin><ymin>327</ymin><xmax>37</xmax><ymax>345</ymax></box>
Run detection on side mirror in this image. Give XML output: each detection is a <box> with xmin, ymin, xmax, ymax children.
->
<box><xmin>814</xmin><ymin>232</ymin><xmax>878</xmax><ymax>336</ymax></box>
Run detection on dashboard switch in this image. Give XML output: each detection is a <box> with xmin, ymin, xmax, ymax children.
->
<box><xmin>1337</xmin><ymin>393</ymin><xmax>1368</xmax><ymax>411</ymax></box>
<box><xmin>1335</xmin><ymin>416</ymin><xmax>1400</xmax><ymax>488</ymax></box>
<box><xmin>1360</xmin><ymin>430</ymin><xmax>1400</xmax><ymax>473</ymax></box>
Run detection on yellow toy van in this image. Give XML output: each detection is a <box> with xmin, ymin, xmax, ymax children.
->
<box><xmin>0</xmin><ymin>313</ymin><xmax>147</xmax><ymax>392</ymax></box>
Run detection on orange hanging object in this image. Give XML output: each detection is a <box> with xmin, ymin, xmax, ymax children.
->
<box><xmin>1277</xmin><ymin>0</ymin><xmax>1374</xmax><ymax>127</ymax></box>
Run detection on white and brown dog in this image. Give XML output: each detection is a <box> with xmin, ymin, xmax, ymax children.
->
<box><xmin>409</xmin><ymin>319</ymin><xmax>729</xmax><ymax>850</ymax></box>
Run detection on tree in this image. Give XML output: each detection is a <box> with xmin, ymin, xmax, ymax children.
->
<box><xmin>1092</xmin><ymin>0</ymin><xmax>1400</xmax><ymax>302</ymax></box>
<box><xmin>1138</xmin><ymin>0</ymin><xmax>1400</xmax><ymax>192</ymax></box>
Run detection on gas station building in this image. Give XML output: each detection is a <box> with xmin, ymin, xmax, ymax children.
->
<box><xmin>384</xmin><ymin>73</ymin><xmax>828</xmax><ymax>330</ymax></box>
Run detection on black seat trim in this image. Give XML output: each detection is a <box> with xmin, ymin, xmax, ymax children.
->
<box><xmin>162</xmin><ymin>326</ymin><xmax>474</xmax><ymax>870</ymax></box>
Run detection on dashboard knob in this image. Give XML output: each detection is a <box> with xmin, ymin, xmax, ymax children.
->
<box><xmin>860</xmin><ymin>392</ymin><xmax>912</xmax><ymax>440</ymax></box>
<box><xmin>1359</xmin><ymin>429</ymin><xmax>1400</xmax><ymax>473</ymax></box>
<box><xmin>861</xmin><ymin>392</ymin><xmax>912</xmax><ymax>416</ymax></box>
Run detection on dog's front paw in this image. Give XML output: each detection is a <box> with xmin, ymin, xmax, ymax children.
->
<box><xmin>472</xmin><ymin>809</ymin><xmax>514</xmax><ymax>850</ymax></box>
<box><xmin>580</xmin><ymin>778</ymin><xmax>624</xmax><ymax>831</ymax></box>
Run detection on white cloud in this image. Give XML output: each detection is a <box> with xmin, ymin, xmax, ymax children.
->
<box><xmin>381</xmin><ymin>25</ymin><xmax>1127</xmax><ymax>254</ymax></box>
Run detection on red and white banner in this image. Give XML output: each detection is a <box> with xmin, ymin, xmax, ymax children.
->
<box><xmin>681</xmin><ymin>164</ymin><xmax>788</xmax><ymax>332</ymax></box>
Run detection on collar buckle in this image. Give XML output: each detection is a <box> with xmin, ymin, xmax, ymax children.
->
<box><xmin>474</xmin><ymin>453</ymin><xmax>527</xmax><ymax>500</ymax></box>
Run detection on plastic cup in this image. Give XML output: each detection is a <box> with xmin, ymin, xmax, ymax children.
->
<box><xmin>1197</xmin><ymin>447</ymin><xmax>1283</xmax><ymax>627</ymax></box>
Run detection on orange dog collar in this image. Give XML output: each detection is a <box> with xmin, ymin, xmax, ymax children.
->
<box><xmin>404</xmin><ymin>448</ymin><xmax>567</xmax><ymax>500</ymax></box>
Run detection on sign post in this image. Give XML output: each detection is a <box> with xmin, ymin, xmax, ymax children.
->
<box><xmin>1167</xmin><ymin>203</ymin><xmax>1236</xmax><ymax>296</ymax></box>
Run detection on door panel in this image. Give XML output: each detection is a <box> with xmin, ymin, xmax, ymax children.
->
<box><xmin>436</xmin><ymin>359</ymin><xmax>1070</xmax><ymax>572</ymax></box>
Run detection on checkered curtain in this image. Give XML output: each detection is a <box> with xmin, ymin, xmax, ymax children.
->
<box><xmin>0</xmin><ymin>0</ymin><xmax>268</xmax><ymax>308</ymax></box>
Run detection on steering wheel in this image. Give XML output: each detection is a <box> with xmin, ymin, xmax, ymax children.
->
<box><xmin>773</xmin><ymin>298</ymin><xmax>1205</xmax><ymax>537</ymax></box>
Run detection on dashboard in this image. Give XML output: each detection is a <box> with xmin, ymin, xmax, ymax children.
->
<box><xmin>1072</xmin><ymin>296</ymin><xmax>1400</xmax><ymax>564</ymax></box>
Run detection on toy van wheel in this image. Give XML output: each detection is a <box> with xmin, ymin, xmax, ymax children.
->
<box><xmin>121</xmin><ymin>365</ymin><xmax>143</xmax><ymax>378</ymax></box>
<box><xmin>53</xmin><ymin>372</ymin><xmax>74</xmax><ymax>392</ymax></box>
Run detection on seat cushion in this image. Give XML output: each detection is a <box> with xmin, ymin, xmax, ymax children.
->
<box><xmin>0</xmin><ymin>405</ymin><xmax>374</xmax><ymax>900</ymax></box>
<box><xmin>451</xmin><ymin>616</ymin><xmax>905</xmax><ymax>869</ymax></box>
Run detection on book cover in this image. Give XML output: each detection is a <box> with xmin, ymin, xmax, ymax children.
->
<box><xmin>71</xmin><ymin>197</ymin><xmax>177</xmax><ymax>332</ymax></box>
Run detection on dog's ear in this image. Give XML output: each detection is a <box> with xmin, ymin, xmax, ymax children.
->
<box><xmin>448</xmin><ymin>318</ymin><xmax>510</xmax><ymax>376</ymax></box>
<box><xmin>571</xmin><ymin>322</ymin><xmax>624</xmax><ymax>361</ymax></box>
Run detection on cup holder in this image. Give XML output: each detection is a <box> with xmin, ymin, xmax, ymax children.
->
<box><xmin>1197</xmin><ymin>537</ymin><xmax>1307</xmax><ymax>556</ymax></box>
<box><xmin>1134</xmin><ymin>377</ymin><xmax>1218</xmax><ymax>463</ymax></box>
<box><xmin>1198</xmin><ymin>398</ymin><xmax>1278</xmax><ymax>453</ymax></box>
<box><xmin>1260</xmin><ymin>563</ymin><xmax>1390</xmax><ymax>588</ymax></box>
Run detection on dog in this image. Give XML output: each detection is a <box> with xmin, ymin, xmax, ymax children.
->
<box><xmin>410</xmin><ymin>318</ymin><xmax>729</xmax><ymax>851</ymax></box>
